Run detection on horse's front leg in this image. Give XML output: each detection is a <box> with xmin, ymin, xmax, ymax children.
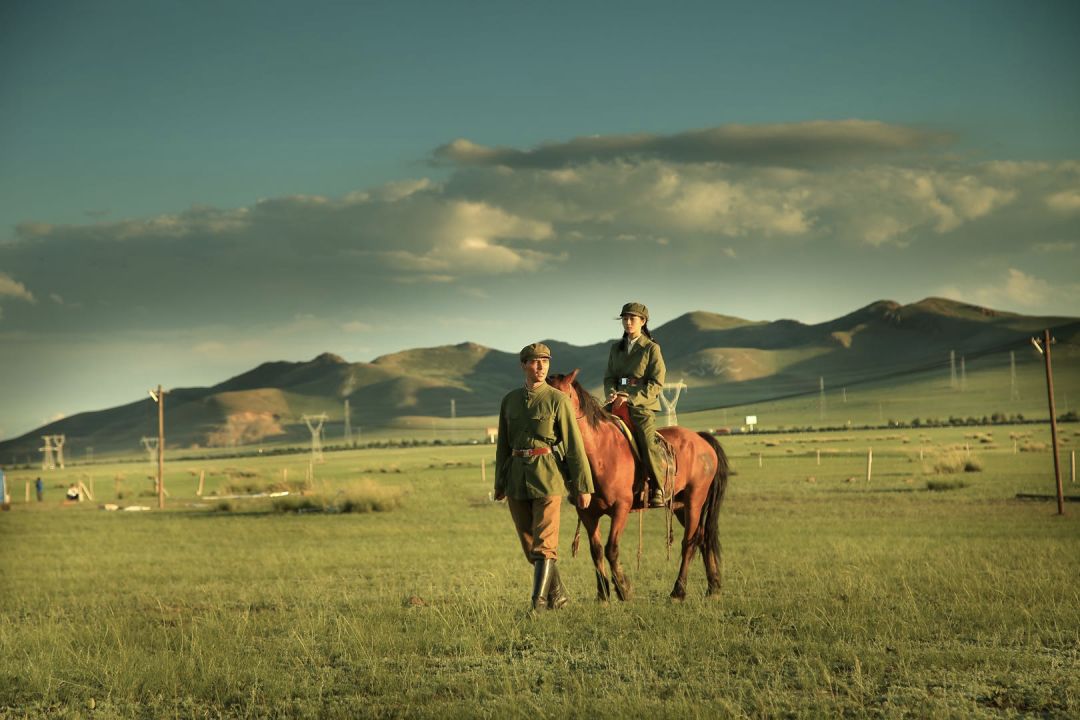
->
<box><xmin>578</xmin><ymin>511</ymin><xmax>610</xmax><ymax>602</ymax></box>
<box><xmin>605</xmin><ymin>505</ymin><xmax>633</xmax><ymax>601</ymax></box>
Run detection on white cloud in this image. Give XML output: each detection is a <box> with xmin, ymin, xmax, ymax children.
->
<box><xmin>1046</xmin><ymin>190</ymin><xmax>1080</xmax><ymax>213</ymax></box>
<box><xmin>939</xmin><ymin>268</ymin><xmax>1075</xmax><ymax>311</ymax></box>
<box><xmin>341</xmin><ymin>321</ymin><xmax>373</xmax><ymax>333</ymax></box>
<box><xmin>1034</xmin><ymin>241</ymin><xmax>1076</xmax><ymax>253</ymax></box>
<box><xmin>0</xmin><ymin>272</ymin><xmax>36</xmax><ymax>303</ymax></box>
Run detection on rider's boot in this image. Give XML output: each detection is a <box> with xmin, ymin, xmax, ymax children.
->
<box><xmin>546</xmin><ymin>561</ymin><xmax>570</xmax><ymax>610</ymax></box>
<box><xmin>531</xmin><ymin>558</ymin><xmax>555</xmax><ymax>611</ymax></box>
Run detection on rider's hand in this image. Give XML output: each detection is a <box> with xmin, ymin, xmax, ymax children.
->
<box><xmin>576</xmin><ymin>493</ymin><xmax>592</xmax><ymax>509</ymax></box>
<box><xmin>493</xmin><ymin>489</ymin><xmax>505</xmax><ymax>501</ymax></box>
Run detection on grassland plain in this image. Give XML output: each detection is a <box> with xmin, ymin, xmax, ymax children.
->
<box><xmin>1</xmin><ymin>427</ymin><xmax>1078</xmax><ymax>719</ymax></box>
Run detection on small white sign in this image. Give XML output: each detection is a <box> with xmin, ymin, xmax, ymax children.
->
<box><xmin>745</xmin><ymin>415</ymin><xmax>757</xmax><ymax>426</ymax></box>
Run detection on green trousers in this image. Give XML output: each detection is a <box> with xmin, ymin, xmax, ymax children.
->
<box><xmin>627</xmin><ymin>405</ymin><xmax>666</xmax><ymax>483</ymax></box>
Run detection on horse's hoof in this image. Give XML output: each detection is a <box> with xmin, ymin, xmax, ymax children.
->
<box><xmin>669</xmin><ymin>593</ymin><xmax>686</xmax><ymax>603</ymax></box>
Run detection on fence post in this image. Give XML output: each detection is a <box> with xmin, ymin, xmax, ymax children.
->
<box><xmin>866</xmin><ymin>448</ymin><xmax>873</xmax><ymax>484</ymax></box>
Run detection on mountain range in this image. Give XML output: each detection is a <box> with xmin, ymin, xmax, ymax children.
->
<box><xmin>3</xmin><ymin>298</ymin><xmax>1077</xmax><ymax>459</ymax></box>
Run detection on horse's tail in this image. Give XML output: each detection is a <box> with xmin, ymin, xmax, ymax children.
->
<box><xmin>697</xmin><ymin>432</ymin><xmax>730</xmax><ymax>553</ymax></box>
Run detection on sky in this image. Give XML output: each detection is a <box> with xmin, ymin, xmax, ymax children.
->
<box><xmin>1</xmin><ymin>0</ymin><xmax>1079</xmax><ymax>440</ymax></box>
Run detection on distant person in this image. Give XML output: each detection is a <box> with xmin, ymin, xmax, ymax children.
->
<box><xmin>604</xmin><ymin>302</ymin><xmax>668</xmax><ymax>507</ymax></box>
<box><xmin>35</xmin><ymin>476</ymin><xmax>43</xmax><ymax>502</ymax></box>
<box><xmin>494</xmin><ymin>343</ymin><xmax>594</xmax><ymax>611</ymax></box>
<box><xmin>65</xmin><ymin>484</ymin><xmax>81</xmax><ymax>502</ymax></box>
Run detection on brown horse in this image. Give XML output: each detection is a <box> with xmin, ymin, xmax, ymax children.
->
<box><xmin>547</xmin><ymin>370</ymin><xmax>730</xmax><ymax>601</ymax></box>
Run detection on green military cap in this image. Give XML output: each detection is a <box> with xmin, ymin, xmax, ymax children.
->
<box><xmin>519</xmin><ymin>342</ymin><xmax>552</xmax><ymax>362</ymax></box>
<box><xmin>617</xmin><ymin>302</ymin><xmax>649</xmax><ymax>321</ymax></box>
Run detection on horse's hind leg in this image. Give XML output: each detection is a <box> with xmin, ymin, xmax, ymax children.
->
<box><xmin>670</xmin><ymin>503</ymin><xmax>703</xmax><ymax>601</ymax></box>
<box><xmin>580</xmin><ymin>513</ymin><xmax>610</xmax><ymax>602</ymax></box>
<box><xmin>701</xmin><ymin>534</ymin><xmax>722</xmax><ymax>597</ymax></box>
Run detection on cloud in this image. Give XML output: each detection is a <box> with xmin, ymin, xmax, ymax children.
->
<box><xmin>1034</xmin><ymin>241</ymin><xmax>1077</xmax><ymax>253</ymax></box>
<box><xmin>1046</xmin><ymin>189</ymin><xmax>1080</xmax><ymax>213</ymax></box>
<box><xmin>939</xmin><ymin>268</ymin><xmax>1076</xmax><ymax>311</ymax></box>
<box><xmin>433</xmin><ymin>120</ymin><xmax>952</xmax><ymax>169</ymax></box>
<box><xmin>341</xmin><ymin>321</ymin><xmax>373</xmax><ymax>333</ymax></box>
<box><xmin>3</xmin><ymin>121</ymin><xmax>1078</xmax><ymax>347</ymax></box>
<box><xmin>0</xmin><ymin>272</ymin><xmax>36</xmax><ymax>303</ymax></box>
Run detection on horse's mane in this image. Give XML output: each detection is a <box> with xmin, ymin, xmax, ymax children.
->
<box><xmin>550</xmin><ymin>374</ymin><xmax>614</xmax><ymax>430</ymax></box>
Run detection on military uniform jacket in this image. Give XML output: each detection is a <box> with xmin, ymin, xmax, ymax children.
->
<box><xmin>495</xmin><ymin>383</ymin><xmax>595</xmax><ymax>500</ymax></box>
<box><xmin>604</xmin><ymin>335</ymin><xmax>666</xmax><ymax>412</ymax></box>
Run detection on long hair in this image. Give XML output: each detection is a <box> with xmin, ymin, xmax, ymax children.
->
<box><xmin>620</xmin><ymin>323</ymin><xmax>657</xmax><ymax>353</ymax></box>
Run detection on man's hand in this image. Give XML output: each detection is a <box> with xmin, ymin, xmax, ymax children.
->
<box><xmin>575</xmin><ymin>493</ymin><xmax>592</xmax><ymax>509</ymax></box>
<box><xmin>609</xmin><ymin>392</ymin><xmax>628</xmax><ymax>411</ymax></box>
<box><xmin>493</xmin><ymin>489</ymin><xmax>505</xmax><ymax>501</ymax></box>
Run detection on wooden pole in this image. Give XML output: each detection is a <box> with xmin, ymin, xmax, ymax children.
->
<box><xmin>1072</xmin><ymin>450</ymin><xmax>1076</xmax><ymax>485</ymax></box>
<box><xmin>1039</xmin><ymin>330</ymin><xmax>1064</xmax><ymax>515</ymax></box>
<box><xmin>196</xmin><ymin>470</ymin><xmax>205</xmax><ymax>496</ymax></box>
<box><xmin>156</xmin><ymin>385</ymin><xmax>165</xmax><ymax>510</ymax></box>
<box><xmin>758</xmin><ymin>453</ymin><xmax>762</xmax><ymax>468</ymax></box>
<box><xmin>816</xmin><ymin>449</ymin><xmax>820</xmax><ymax>466</ymax></box>
<box><xmin>866</xmin><ymin>448</ymin><xmax>873</xmax><ymax>483</ymax></box>
<box><xmin>25</xmin><ymin>480</ymin><xmax>29</xmax><ymax>503</ymax></box>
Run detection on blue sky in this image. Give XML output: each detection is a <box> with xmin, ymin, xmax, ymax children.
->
<box><xmin>1</xmin><ymin>0</ymin><xmax>1078</xmax><ymax>439</ymax></box>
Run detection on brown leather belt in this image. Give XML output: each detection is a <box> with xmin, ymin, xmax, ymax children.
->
<box><xmin>512</xmin><ymin>447</ymin><xmax>552</xmax><ymax>457</ymax></box>
<box><xmin>618</xmin><ymin>377</ymin><xmax>642</xmax><ymax>387</ymax></box>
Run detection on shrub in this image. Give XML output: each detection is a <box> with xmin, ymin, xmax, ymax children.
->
<box><xmin>929</xmin><ymin>450</ymin><xmax>982</xmax><ymax>474</ymax></box>
<box><xmin>272</xmin><ymin>479</ymin><xmax>406</xmax><ymax>514</ymax></box>
<box><xmin>926</xmin><ymin>479</ymin><xmax>969</xmax><ymax>492</ymax></box>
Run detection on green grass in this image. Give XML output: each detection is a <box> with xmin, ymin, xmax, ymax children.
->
<box><xmin>2</xmin><ymin>428</ymin><xmax>1078</xmax><ymax>718</ymax></box>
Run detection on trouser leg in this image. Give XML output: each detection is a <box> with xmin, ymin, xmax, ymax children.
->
<box><xmin>508</xmin><ymin>496</ymin><xmax>563</xmax><ymax>608</ymax></box>
<box><xmin>629</xmin><ymin>406</ymin><xmax>667</xmax><ymax>504</ymax></box>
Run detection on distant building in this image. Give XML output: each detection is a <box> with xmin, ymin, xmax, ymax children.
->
<box><xmin>485</xmin><ymin>427</ymin><xmax>498</xmax><ymax>444</ymax></box>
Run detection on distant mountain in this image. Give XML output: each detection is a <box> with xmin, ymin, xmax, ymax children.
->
<box><xmin>2</xmin><ymin>298</ymin><xmax>1076</xmax><ymax>458</ymax></box>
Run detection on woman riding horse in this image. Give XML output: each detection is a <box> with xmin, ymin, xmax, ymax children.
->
<box><xmin>604</xmin><ymin>302</ymin><xmax>668</xmax><ymax>508</ymax></box>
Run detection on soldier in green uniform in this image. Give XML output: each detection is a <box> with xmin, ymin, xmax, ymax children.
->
<box><xmin>494</xmin><ymin>343</ymin><xmax>595</xmax><ymax>611</ymax></box>
<box><xmin>604</xmin><ymin>302</ymin><xmax>669</xmax><ymax>508</ymax></box>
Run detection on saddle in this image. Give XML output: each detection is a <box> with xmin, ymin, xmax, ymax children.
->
<box><xmin>605</xmin><ymin>400</ymin><xmax>677</xmax><ymax>507</ymax></box>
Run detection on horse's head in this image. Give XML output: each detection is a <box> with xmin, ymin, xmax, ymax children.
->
<box><xmin>546</xmin><ymin>369</ymin><xmax>581</xmax><ymax>409</ymax></box>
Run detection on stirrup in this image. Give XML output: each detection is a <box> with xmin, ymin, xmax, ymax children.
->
<box><xmin>648</xmin><ymin>488</ymin><xmax>666</xmax><ymax>508</ymax></box>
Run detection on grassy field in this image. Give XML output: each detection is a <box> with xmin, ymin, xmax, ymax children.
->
<box><xmin>2</xmin><ymin>425</ymin><xmax>1078</xmax><ymax>718</ymax></box>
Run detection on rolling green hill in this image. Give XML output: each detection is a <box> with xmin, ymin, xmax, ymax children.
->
<box><xmin>2</xmin><ymin>298</ymin><xmax>1077</xmax><ymax>461</ymax></box>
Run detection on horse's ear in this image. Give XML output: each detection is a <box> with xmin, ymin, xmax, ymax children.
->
<box><xmin>567</xmin><ymin>368</ymin><xmax>580</xmax><ymax>385</ymax></box>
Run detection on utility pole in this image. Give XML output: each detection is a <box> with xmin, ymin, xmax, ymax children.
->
<box><xmin>303</xmin><ymin>414</ymin><xmax>327</xmax><ymax>464</ymax></box>
<box><xmin>949</xmin><ymin>350</ymin><xmax>957</xmax><ymax>389</ymax></box>
<box><xmin>53</xmin><ymin>436</ymin><xmax>65</xmax><ymax>469</ymax></box>
<box><xmin>140</xmin><ymin>436</ymin><xmax>158</xmax><ymax>465</ymax></box>
<box><xmin>40</xmin><ymin>436</ymin><xmax>55</xmax><ymax>470</ymax></box>
<box><xmin>960</xmin><ymin>356</ymin><xmax>967</xmax><ymax>392</ymax></box>
<box><xmin>343</xmin><ymin>399</ymin><xmax>353</xmax><ymax>446</ymax></box>
<box><xmin>1009</xmin><ymin>350</ymin><xmax>1016</xmax><ymax>398</ymax></box>
<box><xmin>1032</xmin><ymin>331</ymin><xmax>1064</xmax><ymax>515</ymax></box>
<box><xmin>819</xmin><ymin>376</ymin><xmax>826</xmax><ymax>421</ymax></box>
<box><xmin>149</xmin><ymin>386</ymin><xmax>166</xmax><ymax>509</ymax></box>
<box><xmin>659</xmin><ymin>379</ymin><xmax>688</xmax><ymax>427</ymax></box>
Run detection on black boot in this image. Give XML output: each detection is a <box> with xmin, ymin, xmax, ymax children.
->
<box><xmin>531</xmin><ymin>558</ymin><xmax>555</xmax><ymax>611</ymax></box>
<box><xmin>649</xmin><ymin>485</ymin><xmax>665</xmax><ymax>508</ymax></box>
<box><xmin>547</xmin><ymin>562</ymin><xmax>569</xmax><ymax>610</ymax></box>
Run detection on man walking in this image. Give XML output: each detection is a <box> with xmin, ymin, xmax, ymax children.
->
<box><xmin>495</xmin><ymin>343</ymin><xmax>594</xmax><ymax>611</ymax></box>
